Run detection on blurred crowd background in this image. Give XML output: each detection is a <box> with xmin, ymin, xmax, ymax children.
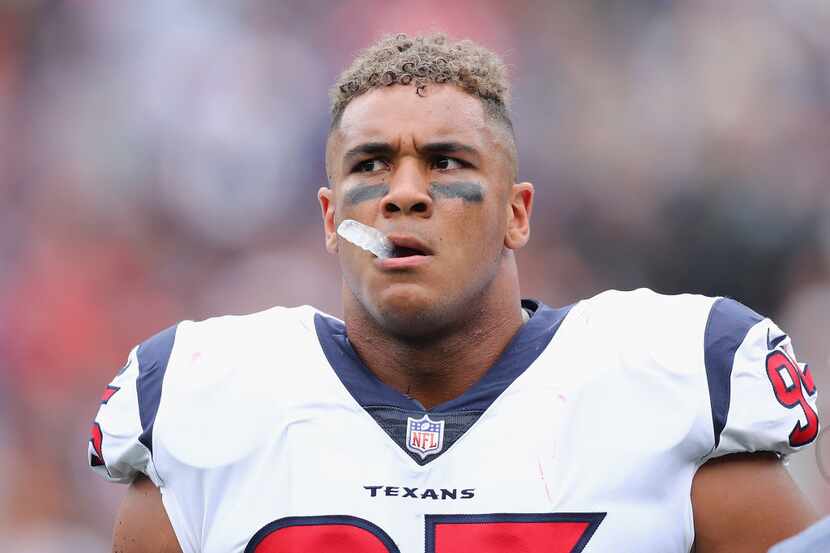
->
<box><xmin>1</xmin><ymin>0</ymin><xmax>829</xmax><ymax>549</ymax></box>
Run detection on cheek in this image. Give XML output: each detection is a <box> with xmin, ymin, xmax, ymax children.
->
<box><xmin>336</xmin><ymin>197</ymin><xmax>377</xmax><ymax>221</ymax></box>
<box><xmin>338</xmin><ymin>248</ymin><xmax>372</xmax><ymax>301</ymax></box>
<box><xmin>441</xmin><ymin>202</ymin><xmax>504</xmax><ymax>257</ymax></box>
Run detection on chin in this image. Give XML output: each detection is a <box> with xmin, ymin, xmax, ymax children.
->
<box><xmin>369</xmin><ymin>285</ymin><xmax>453</xmax><ymax>339</ymax></box>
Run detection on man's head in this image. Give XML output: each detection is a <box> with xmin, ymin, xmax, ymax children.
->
<box><xmin>319</xmin><ymin>33</ymin><xmax>533</xmax><ymax>338</ymax></box>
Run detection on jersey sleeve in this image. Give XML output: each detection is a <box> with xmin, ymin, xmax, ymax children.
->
<box><xmin>87</xmin><ymin>324</ymin><xmax>178</xmax><ymax>485</ymax></box>
<box><xmin>703</xmin><ymin>298</ymin><xmax>819</xmax><ymax>458</ymax></box>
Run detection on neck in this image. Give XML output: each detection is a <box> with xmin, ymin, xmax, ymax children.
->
<box><xmin>343</xmin><ymin>257</ymin><xmax>525</xmax><ymax>409</ymax></box>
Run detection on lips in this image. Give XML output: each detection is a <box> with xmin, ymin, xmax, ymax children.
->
<box><xmin>376</xmin><ymin>234</ymin><xmax>433</xmax><ymax>270</ymax></box>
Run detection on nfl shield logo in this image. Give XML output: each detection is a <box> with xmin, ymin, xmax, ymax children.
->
<box><xmin>406</xmin><ymin>414</ymin><xmax>445</xmax><ymax>460</ymax></box>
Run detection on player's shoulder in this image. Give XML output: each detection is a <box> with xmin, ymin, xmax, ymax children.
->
<box><xmin>574</xmin><ymin>288</ymin><xmax>714</xmax><ymax>349</ymax></box>
<box><xmin>576</xmin><ymin>287</ymin><xmax>766</xmax><ymax>339</ymax></box>
<box><xmin>572</xmin><ymin>289</ymin><xmax>818</xmax><ymax>457</ymax></box>
<box><xmin>173</xmin><ymin>303</ymin><xmax>320</xmax><ymax>350</ymax></box>
<box><xmin>91</xmin><ymin>304</ymin><xmax>331</xmax><ymax>476</ymax></box>
<box><xmin>150</xmin><ymin>303</ymin><xmax>327</xmax><ymax>410</ymax></box>
<box><xmin>579</xmin><ymin>287</ymin><xmax>717</xmax><ymax>323</ymax></box>
<box><xmin>570</xmin><ymin>288</ymin><xmax>768</xmax><ymax>377</ymax></box>
<box><xmin>155</xmin><ymin>303</ymin><xmax>317</xmax><ymax>361</ymax></box>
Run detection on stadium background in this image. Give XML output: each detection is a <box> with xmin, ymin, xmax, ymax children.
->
<box><xmin>1</xmin><ymin>1</ymin><xmax>829</xmax><ymax>549</ymax></box>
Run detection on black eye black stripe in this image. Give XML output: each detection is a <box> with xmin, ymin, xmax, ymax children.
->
<box><xmin>429</xmin><ymin>182</ymin><xmax>483</xmax><ymax>202</ymax></box>
<box><xmin>345</xmin><ymin>184</ymin><xmax>389</xmax><ymax>205</ymax></box>
<box><xmin>343</xmin><ymin>181</ymin><xmax>485</xmax><ymax>206</ymax></box>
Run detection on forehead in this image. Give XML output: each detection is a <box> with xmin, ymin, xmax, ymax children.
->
<box><xmin>333</xmin><ymin>84</ymin><xmax>492</xmax><ymax>154</ymax></box>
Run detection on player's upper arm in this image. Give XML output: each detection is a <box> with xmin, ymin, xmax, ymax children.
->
<box><xmin>86</xmin><ymin>324</ymin><xmax>185</xmax><ymax>552</ymax></box>
<box><xmin>703</xmin><ymin>297</ymin><xmax>819</xmax><ymax>458</ymax></box>
<box><xmin>88</xmin><ymin>324</ymin><xmax>178</xmax><ymax>485</ymax></box>
<box><xmin>113</xmin><ymin>475</ymin><xmax>182</xmax><ymax>553</ymax></box>
<box><xmin>692</xmin><ymin>297</ymin><xmax>821</xmax><ymax>551</ymax></box>
<box><xmin>691</xmin><ymin>452</ymin><xmax>818</xmax><ymax>553</ymax></box>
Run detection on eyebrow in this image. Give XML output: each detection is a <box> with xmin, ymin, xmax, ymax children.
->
<box><xmin>341</xmin><ymin>140</ymin><xmax>480</xmax><ymax>168</ymax></box>
<box><xmin>418</xmin><ymin>141</ymin><xmax>480</xmax><ymax>158</ymax></box>
<box><xmin>343</xmin><ymin>142</ymin><xmax>396</xmax><ymax>168</ymax></box>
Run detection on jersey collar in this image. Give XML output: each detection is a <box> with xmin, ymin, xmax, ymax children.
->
<box><xmin>314</xmin><ymin>299</ymin><xmax>572</xmax><ymax>413</ymax></box>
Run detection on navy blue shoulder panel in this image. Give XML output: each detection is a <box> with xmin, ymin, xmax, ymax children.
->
<box><xmin>314</xmin><ymin>314</ymin><xmax>410</xmax><ymax>409</ymax></box>
<box><xmin>136</xmin><ymin>324</ymin><xmax>178</xmax><ymax>454</ymax></box>
<box><xmin>704</xmin><ymin>298</ymin><xmax>764</xmax><ymax>449</ymax></box>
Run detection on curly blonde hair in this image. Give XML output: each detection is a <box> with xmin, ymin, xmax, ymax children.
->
<box><xmin>330</xmin><ymin>33</ymin><xmax>513</xmax><ymax>131</ymax></box>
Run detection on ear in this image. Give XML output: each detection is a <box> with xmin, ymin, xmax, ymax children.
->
<box><xmin>318</xmin><ymin>186</ymin><xmax>338</xmax><ymax>254</ymax></box>
<box><xmin>504</xmin><ymin>182</ymin><xmax>533</xmax><ymax>250</ymax></box>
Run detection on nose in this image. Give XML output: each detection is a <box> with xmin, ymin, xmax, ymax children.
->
<box><xmin>380</xmin><ymin>160</ymin><xmax>433</xmax><ymax>218</ymax></box>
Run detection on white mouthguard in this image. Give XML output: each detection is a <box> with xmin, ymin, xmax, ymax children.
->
<box><xmin>337</xmin><ymin>219</ymin><xmax>394</xmax><ymax>259</ymax></box>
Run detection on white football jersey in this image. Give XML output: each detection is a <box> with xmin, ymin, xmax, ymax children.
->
<box><xmin>88</xmin><ymin>289</ymin><xmax>819</xmax><ymax>553</ymax></box>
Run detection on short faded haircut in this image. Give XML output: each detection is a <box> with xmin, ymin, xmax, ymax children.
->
<box><xmin>329</xmin><ymin>33</ymin><xmax>517</xmax><ymax>179</ymax></box>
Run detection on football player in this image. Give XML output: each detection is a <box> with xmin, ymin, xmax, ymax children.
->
<box><xmin>89</xmin><ymin>34</ymin><xmax>820</xmax><ymax>553</ymax></box>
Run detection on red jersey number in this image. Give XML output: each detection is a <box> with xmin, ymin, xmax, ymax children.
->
<box><xmin>766</xmin><ymin>350</ymin><xmax>819</xmax><ymax>447</ymax></box>
<box><xmin>425</xmin><ymin>513</ymin><xmax>605</xmax><ymax>553</ymax></box>
<box><xmin>246</xmin><ymin>513</ymin><xmax>605</xmax><ymax>553</ymax></box>
<box><xmin>246</xmin><ymin>516</ymin><xmax>398</xmax><ymax>553</ymax></box>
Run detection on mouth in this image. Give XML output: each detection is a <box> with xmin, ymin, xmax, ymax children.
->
<box><xmin>387</xmin><ymin>235</ymin><xmax>433</xmax><ymax>258</ymax></box>
<box><xmin>377</xmin><ymin>234</ymin><xmax>433</xmax><ymax>269</ymax></box>
<box><xmin>391</xmin><ymin>246</ymin><xmax>426</xmax><ymax>258</ymax></box>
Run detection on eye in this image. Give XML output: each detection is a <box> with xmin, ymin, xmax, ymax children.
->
<box><xmin>433</xmin><ymin>157</ymin><xmax>466</xmax><ymax>171</ymax></box>
<box><xmin>353</xmin><ymin>159</ymin><xmax>389</xmax><ymax>173</ymax></box>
